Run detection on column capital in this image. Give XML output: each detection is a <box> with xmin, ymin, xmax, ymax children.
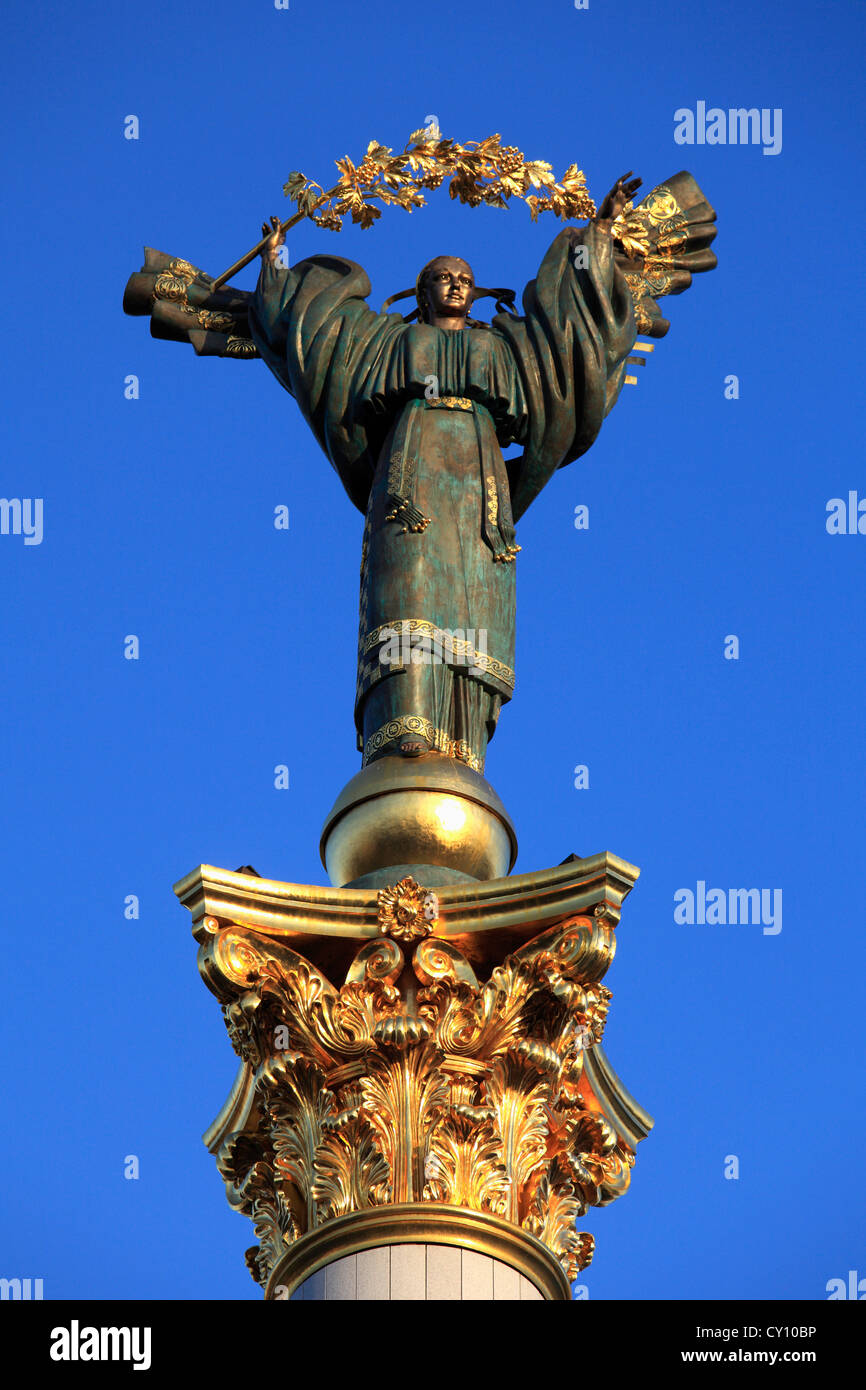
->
<box><xmin>176</xmin><ymin>856</ymin><xmax>652</xmax><ymax>1299</ymax></box>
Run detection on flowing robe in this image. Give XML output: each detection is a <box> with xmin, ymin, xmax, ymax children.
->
<box><xmin>248</xmin><ymin>223</ymin><xmax>636</xmax><ymax>771</ymax></box>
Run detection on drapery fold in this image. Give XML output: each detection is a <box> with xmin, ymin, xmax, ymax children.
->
<box><xmin>246</xmin><ymin>221</ymin><xmax>636</xmax><ymax>523</ymax></box>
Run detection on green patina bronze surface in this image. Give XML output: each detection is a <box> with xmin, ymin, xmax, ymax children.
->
<box><xmin>124</xmin><ymin>171</ymin><xmax>718</xmax><ymax>773</ymax></box>
<box><xmin>248</xmin><ymin>222</ymin><xmax>635</xmax><ymax>770</ymax></box>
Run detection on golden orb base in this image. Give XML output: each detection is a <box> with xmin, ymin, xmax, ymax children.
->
<box><xmin>320</xmin><ymin>752</ymin><xmax>518</xmax><ymax>888</ymax></box>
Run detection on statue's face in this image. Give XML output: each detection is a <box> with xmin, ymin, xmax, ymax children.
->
<box><xmin>422</xmin><ymin>257</ymin><xmax>475</xmax><ymax>323</ymax></box>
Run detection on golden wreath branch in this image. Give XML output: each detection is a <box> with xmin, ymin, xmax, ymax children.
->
<box><xmin>212</xmin><ymin>131</ymin><xmax>637</xmax><ymax>290</ymax></box>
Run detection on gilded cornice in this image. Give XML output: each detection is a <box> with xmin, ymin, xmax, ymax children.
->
<box><xmin>174</xmin><ymin>851</ymin><xmax>639</xmax><ymax>980</ymax></box>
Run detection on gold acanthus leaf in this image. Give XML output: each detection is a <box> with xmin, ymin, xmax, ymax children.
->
<box><xmin>267</xmin><ymin>1055</ymin><xmax>336</xmax><ymax>1236</ymax></box>
<box><xmin>425</xmin><ymin>1108</ymin><xmax>510</xmax><ymax>1215</ymax></box>
<box><xmin>486</xmin><ymin>1053</ymin><xmax>553</xmax><ymax>1225</ymax></box>
<box><xmin>359</xmin><ymin>1044</ymin><xmax>450</xmax><ymax>1205</ymax></box>
<box><xmin>312</xmin><ymin>1110</ymin><xmax>391</xmax><ymax>1220</ymax></box>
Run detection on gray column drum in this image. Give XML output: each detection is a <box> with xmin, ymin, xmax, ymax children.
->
<box><xmin>288</xmin><ymin>1244</ymin><xmax>544</xmax><ymax>1301</ymax></box>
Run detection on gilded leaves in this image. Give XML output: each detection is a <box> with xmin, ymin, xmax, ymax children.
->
<box><xmin>268</xmin><ymin>1055</ymin><xmax>333</xmax><ymax>1233</ymax></box>
<box><xmin>611</xmin><ymin>182</ymin><xmax>693</xmax><ymax>338</ymax></box>
<box><xmin>487</xmin><ymin>1053</ymin><xmax>553</xmax><ymax>1224</ymax></box>
<box><xmin>360</xmin><ymin>1044</ymin><xmax>450</xmax><ymax>1204</ymax></box>
<box><xmin>282</xmin><ymin>131</ymin><xmax>596</xmax><ymax>236</ymax></box>
<box><xmin>425</xmin><ymin>1108</ymin><xmax>510</xmax><ymax>1215</ymax></box>
<box><xmin>313</xmin><ymin>1110</ymin><xmax>390</xmax><ymax>1221</ymax></box>
<box><xmin>210</xmin><ymin>913</ymin><xmax>634</xmax><ymax>1289</ymax></box>
<box><xmin>610</xmin><ymin>201</ymin><xmax>651</xmax><ymax>260</ymax></box>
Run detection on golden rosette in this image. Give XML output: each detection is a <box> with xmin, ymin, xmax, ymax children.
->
<box><xmin>377</xmin><ymin>876</ymin><xmax>439</xmax><ymax>942</ymax></box>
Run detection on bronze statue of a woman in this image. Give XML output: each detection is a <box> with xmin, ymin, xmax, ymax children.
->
<box><xmin>246</xmin><ymin>171</ymin><xmax>716</xmax><ymax>775</ymax></box>
<box><xmin>124</xmin><ymin>168</ymin><xmax>717</xmax><ymax>785</ymax></box>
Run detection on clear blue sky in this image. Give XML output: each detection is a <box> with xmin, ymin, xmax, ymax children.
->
<box><xmin>1</xmin><ymin>0</ymin><xmax>864</xmax><ymax>1300</ymax></box>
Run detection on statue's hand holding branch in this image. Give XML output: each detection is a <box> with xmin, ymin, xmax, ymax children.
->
<box><xmin>594</xmin><ymin>172</ymin><xmax>642</xmax><ymax>233</ymax></box>
<box><xmin>261</xmin><ymin>215</ymin><xmax>287</xmax><ymax>267</ymax></box>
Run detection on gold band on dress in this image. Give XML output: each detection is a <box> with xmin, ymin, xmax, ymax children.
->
<box><xmin>362</xmin><ymin>715</ymin><xmax>483</xmax><ymax>771</ymax></box>
<box><xmin>361</xmin><ymin>618</ymin><xmax>515</xmax><ymax>691</ymax></box>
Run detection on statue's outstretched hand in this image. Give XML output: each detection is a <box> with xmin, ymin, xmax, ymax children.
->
<box><xmin>261</xmin><ymin>215</ymin><xmax>287</xmax><ymax>266</ymax></box>
<box><xmin>596</xmin><ymin>173</ymin><xmax>642</xmax><ymax>228</ymax></box>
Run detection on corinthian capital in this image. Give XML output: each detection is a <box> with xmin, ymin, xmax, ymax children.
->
<box><xmin>178</xmin><ymin>857</ymin><xmax>651</xmax><ymax>1300</ymax></box>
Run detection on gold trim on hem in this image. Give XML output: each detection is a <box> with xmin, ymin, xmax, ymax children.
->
<box><xmin>362</xmin><ymin>715</ymin><xmax>483</xmax><ymax>771</ymax></box>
